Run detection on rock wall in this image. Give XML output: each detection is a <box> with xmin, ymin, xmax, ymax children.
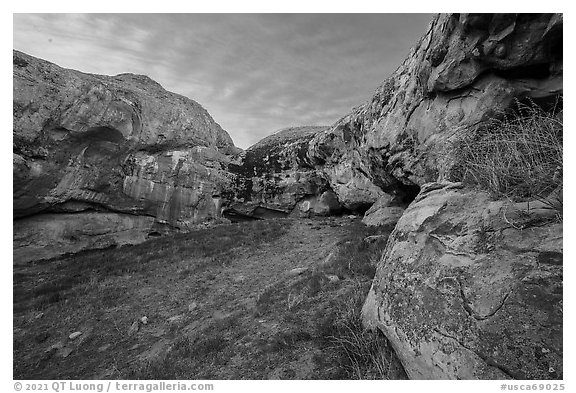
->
<box><xmin>353</xmin><ymin>13</ymin><xmax>563</xmax><ymax>379</ymax></box>
<box><xmin>13</xmin><ymin>50</ymin><xmax>240</xmax><ymax>262</ymax></box>
<box><xmin>307</xmin><ymin>13</ymin><xmax>562</xmax><ymax>202</ymax></box>
<box><xmin>237</xmin><ymin>14</ymin><xmax>562</xmax><ymax>219</ymax></box>
<box><xmin>226</xmin><ymin>126</ymin><xmax>343</xmax><ymax>219</ymax></box>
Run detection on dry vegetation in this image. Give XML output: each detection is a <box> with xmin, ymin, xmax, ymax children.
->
<box><xmin>453</xmin><ymin>100</ymin><xmax>563</xmax><ymax>212</ymax></box>
<box><xmin>14</xmin><ymin>217</ymin><xmax>405</xmax><ymax>380</ymax></box>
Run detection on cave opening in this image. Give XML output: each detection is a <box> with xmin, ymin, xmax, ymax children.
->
<box><xmin>397</xmin><ymin>183</ymin><xmax>422</xmax><ymax>206</ymax></box>
<box><xmin>73</xmin><ymin>126</ymin><xmax>126</xmax><ymax>144</ymax></box>
<box><xmin>493</xmin><ymin>62</ymin><xmax>552</xmax><ymax>80</ymax></box>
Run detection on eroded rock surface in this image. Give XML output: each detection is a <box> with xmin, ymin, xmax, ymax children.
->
<box><xmin>227</xmin><ymin>126</ymin><xmax>343</xmax><ymax>219</ymax></box>
<box><xmin>13</xmin><ymin>212</ymin><xmax>157</xmax><ymax>263</ymax></box>
<box><xmin>362</xmin><ymin>182</ymin><xmax>562</xmax><ymax>379</ymax></box>
<box><xmin>237</xmin><ymin>14</ymin><xmax>562</xmax><ymax>221</ymax></box>
<box><xmin>307</xmin><ymin>13</ymin><xmax>562</xmax><ymax>203</ymax></box>
<box><xmin>13</xmin><ymin>50</ymin><xmax>240</xmax><ymax>262</ymax></box>
<box><xmin>361</xmin><ymin>193</ymin><xmax>405</xmax><ymax>227</ymax></box>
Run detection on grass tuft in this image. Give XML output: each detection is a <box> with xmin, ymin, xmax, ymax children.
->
<box><xmin>327</xmin><ymin>282</ymin><xmax>406</xmax><ymax>379</ymax></box>
<box><xmin>452</xmin><ymin>99</ymin><xmax>562</xmax><ymax>212</ymax></box>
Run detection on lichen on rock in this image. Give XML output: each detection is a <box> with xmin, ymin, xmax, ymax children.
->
<box><xmin>362</xmin><ymin>183</ymin><xmax>562</xmax><ymax>379</ymax></box>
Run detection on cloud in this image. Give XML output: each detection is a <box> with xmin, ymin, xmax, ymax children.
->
<box><xmin>13</xmin><ymin>13</ymin><xmax>433</xmax><ymax>148</ymax></box>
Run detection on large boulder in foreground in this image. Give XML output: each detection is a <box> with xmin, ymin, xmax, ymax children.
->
<box><xmin>13</xmin><ymin>50</ymin><xmax>240</xmax><ymax>262</ymax></box>
<box><xmin>362</xmin><ymin>182</ymin><xmax>562</xmax><ymax>379</ymax></box>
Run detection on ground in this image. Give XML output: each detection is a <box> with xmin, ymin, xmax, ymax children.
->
<box><xmin>13</xmin><ymin>216</ymin><xmax>406</xmax><ymax>380</ymax></box>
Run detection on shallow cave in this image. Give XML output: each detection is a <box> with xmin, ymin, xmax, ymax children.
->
<box><xmin>72</xmin><ymin>126</ymin><xmax>126</xmax><ymax>144</ymax></box>
<box><xmin>396</xmin><ymin>183</ymin><xmax>422</xmax><ymax>206</ymax></box>
<box><xmin>496</xmin><ymin>61</ymin><xmax>553</xmax><ymax>79</ymax></box>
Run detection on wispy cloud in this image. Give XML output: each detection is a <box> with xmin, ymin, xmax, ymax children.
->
<box><xmin>13</xmin><ymin>13</ymin><xmax>432</xmax><ymax>148</ymax></box>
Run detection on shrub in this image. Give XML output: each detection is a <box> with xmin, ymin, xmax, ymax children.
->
<box><xmin>453</xmin><ymin>99</ymin><xmax>562</xmax><ymax>210</ymax></box>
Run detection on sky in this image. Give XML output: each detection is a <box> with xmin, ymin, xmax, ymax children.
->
<box><xmin>13</xmin><ymin>13</ymin><xmax>433</xmax><ymax>149</ymax></box>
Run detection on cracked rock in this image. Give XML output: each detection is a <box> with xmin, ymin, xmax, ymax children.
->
<box><xmin>362</xmin><ymin>186</ymin><xmax>562</xmax><ymax>380</ymax></box>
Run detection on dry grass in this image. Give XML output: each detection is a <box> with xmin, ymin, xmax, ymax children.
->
<box><xmin>14</xmin><ymin>217</ymin><xmax>407</xmax><ymax>380</ymax></box>
<box><xmin>327</xmin><ymin>282</ymin><xmax>405</xmax><ymax>379</ymax></box>
<box><xmin>453</xmin><ymin>99</ymin><xmax>562</xmax><ymax>211</ymax></box>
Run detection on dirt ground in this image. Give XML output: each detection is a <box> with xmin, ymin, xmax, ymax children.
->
<box><xmin>13</xmin><ymin>216</ymin><xmax>406</xmax><ymax>380</ymax></box>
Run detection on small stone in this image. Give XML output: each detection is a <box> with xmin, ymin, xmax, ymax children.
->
<box><xmin>188</xmin><ymin>302</ymin><xmax>198</xmax><ymax>312</ymax></box>
<box><xmin>288</xmin><ymin>267</ymin><xmax>308</xmax><ymax>276</ymax></box>
<box><xmin>46</xmin><ymin>341</ymin><xmax>64</xmax><ymax>352</ymax></box>
<box><xmin>59</xmin><ymin>347</ymin><xmax>73</xmax><ymax>358</ymax></box>
<box><xmin>542</xmin><ymin>348</ymin><xmax>550</xmax><ymax>354</ymax></box>
<box><xmin>69</xmin><ymin>331</ymin><xmax>82</xmax><ymax>340</ymax></box>
<box><xmin>549</xmin><ymin>366</ymin><xmax>555</xmax><ymax>373</ymax></box>
<box><xmin>128</xmin><ymin>321</ymin><xmax>140</xmax><ymax>336</ymax></box>
<box><xmin>326</xmin><ymin>274</ymin><xmax>340</xmax><ymax>283</ymax></box>
<box><xmin>98</xmin><ymin>344</ymin><xmax>111</xmax><ymax>352</ymax></box>
<box><xmin>140</xmin><ymin>316</ymin><xmax>148</xmax><ymax>325</ymax></box>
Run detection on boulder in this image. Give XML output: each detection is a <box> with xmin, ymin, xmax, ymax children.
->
<box><xmin>362</xmin><ymin>206</ymin><xmax>405</xmax><ymax>227</ymax></box>
<box><xmin>362</xmin><ymin>182</ymin><xmax>562</xmax><ymax>379</ymax></box>
<box><xmin>292</xmin><ymin>190</ymin><xmax>341</xmax><ymax>217</ymax></box>
<box><xmin>362</xmin><ymin>193</ymin><xmax>405</xmax><ymax>227</ymax></box>
<box><xmin>324</xmin><ymin>160</ymin><xmax>386</xmax><ymax>211</ymax></box>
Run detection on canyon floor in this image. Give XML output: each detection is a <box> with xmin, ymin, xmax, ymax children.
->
<box><xmin>13</xmin><ymin>216</ymin><xmax>406</xmax><ymax>380</ymax></box>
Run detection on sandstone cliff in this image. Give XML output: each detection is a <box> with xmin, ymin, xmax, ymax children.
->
<box><xmin>13</xmin><ymin>50</ymin><xmax>240</xmax><ymax>262</ymax></box>
<box><xmin>307</xmin><ymin>13</ymin><xmax>562</xmax><ymax>206</ymax></box>
<box><xmin>232</xmin><ymin>13</ymin><xmax>563</xmax><ymax>379</ymax></box>
<box><xmin>350</xmin><ymin>13</ymin><xmax>563</xmax><ymax>379</ymax></box>
<box><xmin>226</xmin><ymin>126</ymin><xmax>342</xmax><ymax>219</ymax></box>
<box><xmin>233</xmin><ymin>14</ymin><xmax>562</xmax><ymax>221</ymax></box>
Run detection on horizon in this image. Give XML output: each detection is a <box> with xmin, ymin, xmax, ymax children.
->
<box><xmin>13</xmin><ymin>13</ymin><xmax>433</xmax><ymax>149</ymax></box>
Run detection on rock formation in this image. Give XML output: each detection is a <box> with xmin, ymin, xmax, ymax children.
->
<box><xmin>13</xmin><ymin>50</ymin><xmax>241</xmax><ymax>262</ymax></box>
<box><xmin>222</xmin><ymin>14</ymin><xmax>563</xmax><ymax>379</ymax></box>
<box><xmin>353</xmin><ymin>13</ymin><xmax>563</xmax><ymax>379</ymax></box>
<box><xmin>361</xmin><ymin>194</ymin><xmax>405</xmax><ymax>228</ymax></box>
<box><xmin>362</xmin><ymin>182</ymin><xmax>562</xmax><ymax>379</ymax></box>
<box><xmin>12</xmin><ymin>12</ymin><xmax>563</xmax><ymax>380</ymax></box>
<box><xmin>226</xmin><ymin>126</ymin><xmax>343</xmax><ymax>219</ymax></box>
<box><xmin>306</xmin><ymin>13</ymin><xmax>562</xmax><ymax>206</ymax></box>
<box><xmin>235</xmin><ymin>15</ymin><xmax>563</xmax><ymax>221</ymax></box>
